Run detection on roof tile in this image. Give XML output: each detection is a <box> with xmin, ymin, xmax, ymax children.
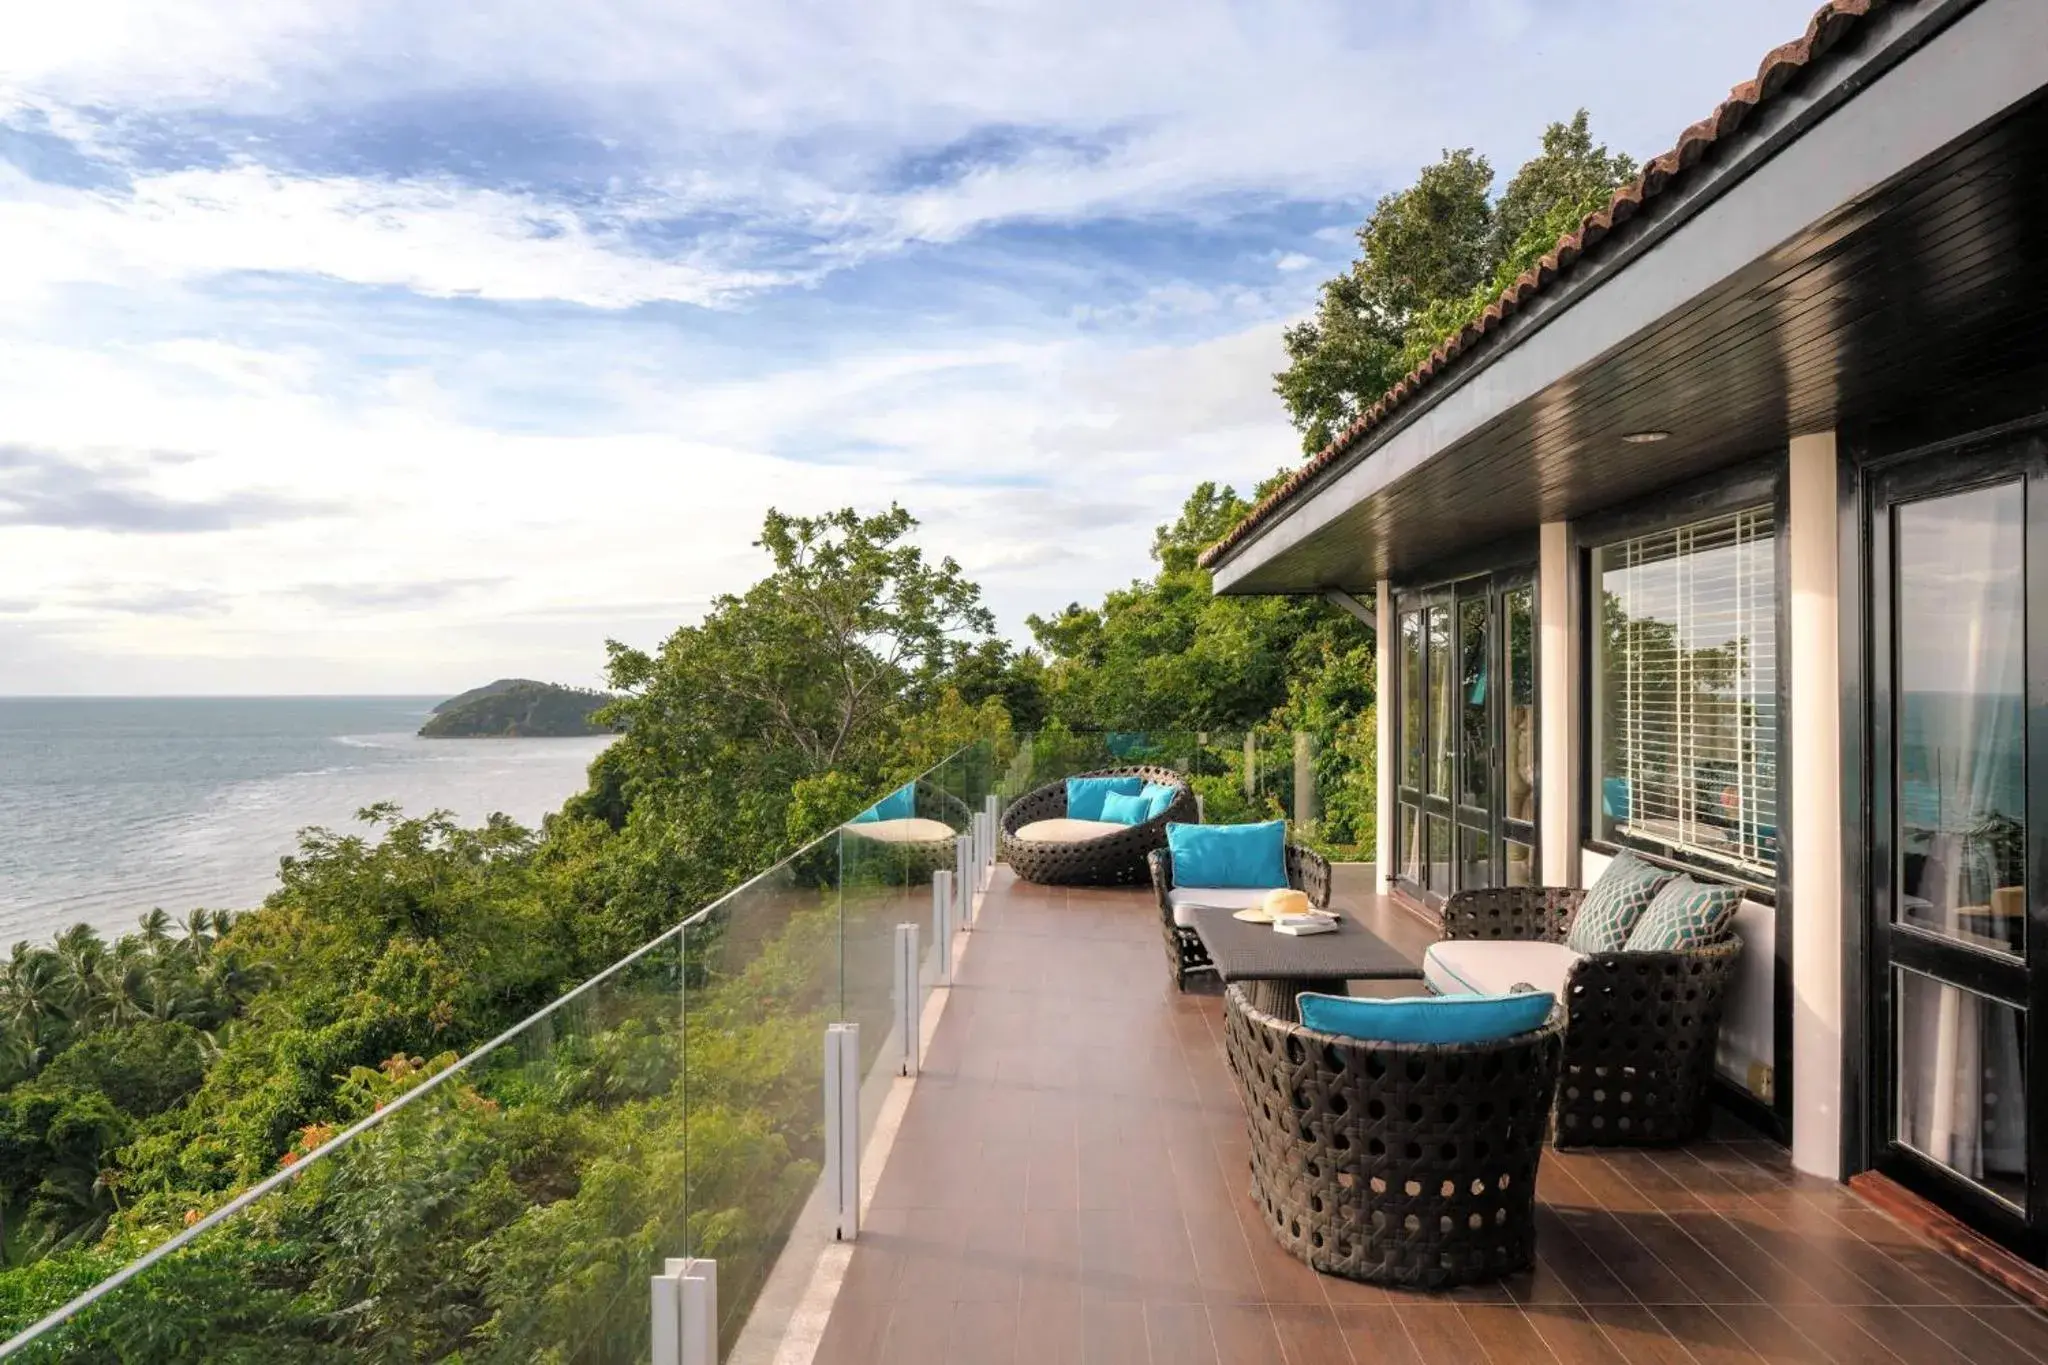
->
<box><xmin>1199</xmin><ymin>0</ymin><xmax>1909</xmax><ymax>571</ymax></box>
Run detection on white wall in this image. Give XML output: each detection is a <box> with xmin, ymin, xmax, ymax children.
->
<box><xmin>1375</xmin><ymin>578</ymin><xmax>1394</xmax><ymax>893</ymax></box>
<box><xmin>1788</xmin><ymin>431</ymin><xmax>1845</xmax><ymax>1179</ymax></box>
<box><xmin>1538</xmin><ymin>521</ymin><xmax>1575</xmax><ymax>885</ymax></box>
<box><xmin>1580</xmin><ymin>847</ymin><xmax>1778</xmax><ymax>1102</ymax></box>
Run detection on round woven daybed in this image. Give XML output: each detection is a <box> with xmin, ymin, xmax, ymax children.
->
<box><xmin>999</xmin><ymin>765</ymin><xmax>1196</xmax><ymax>887</ymax></box>
<box><xmin>840</xmin><ymin>780</ymin><xmax>973</xmax><ymax>880</ymax></box>
<box><xmin>1222</xmin><ymin>983</ymin><xmax>1564</xmax><ymax>1290</ymax></box>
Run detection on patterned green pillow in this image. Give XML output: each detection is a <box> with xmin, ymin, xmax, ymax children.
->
<box><xmin>1564</xmin><ymin>851</ymin><xmax>1674</xmax><ymax>953</ymax></box>
<box><xmin>1625</xmin><ymin>875</ymin><xmax>1743</xmax><ymax>951</ymax></box>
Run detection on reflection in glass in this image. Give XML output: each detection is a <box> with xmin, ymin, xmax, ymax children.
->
<box><xmin>1504</xmin><ymin>587</ymin><xmax>1536</xmax><ymax>824</ymax></box>
<box><xmin>1428</xmin><ymin>608</ymin><xmax>1453</xmax><ymax>797</ymax></box>
<box><xmin>1593</xmin><ymin>507</ymin><xmax>1777</xmax><ymax>875</ymax></box>
<box><xmin>1896</xmin><ymin>969</ymin><xmax>2026</xmax><ymax>1208</ymax></box>
<box><xmin>1426</xmin><ymin>815</ymin><xmax>1450</xmax><ymax>894</ymax></box>
<box><xmin>1402</xmin><ymin>611</ymin><xmax>1424</xmax><ymax>790</ymax></box>
<box><xmin>1398</xmin><ymin>803</ymin><xmax>1423</xmax><ymax>885</ymax></box>
<box><xmin>1460</xmin><ymin>596</ymin><xmax>1490</xmax><ymax>809</ymax></box>
<box><xmin>1460</xmin><ymin>824</ymin><xmax>1493</xmax><ymax>891</ymax></box>
<box><xmin>1894</xmin><ymin>483</ymin><xmax>2026</xmax><ymax>957</ymax></box>
<box><xmin>1505</xmin><ymin>840</ymin><xmax>1535</xmax><ymax>887</ymax></box>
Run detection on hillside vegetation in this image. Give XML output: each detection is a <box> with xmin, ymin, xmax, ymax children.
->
<box><xmin>418</xmin><ymin>680</ymin><xmax>616</xmax><ymax>738</ymax></box>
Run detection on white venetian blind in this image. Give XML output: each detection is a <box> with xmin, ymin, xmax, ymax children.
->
<box><xmin>1596</xmin><ymin>506</ymin><xmax>1777</xmax><ymax>876</ymax></box>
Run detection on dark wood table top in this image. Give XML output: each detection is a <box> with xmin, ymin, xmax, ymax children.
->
<box><xmin>1184</xmin><ymin>905</ymin><xmax>1423</xmax><ymax>983</ymax></box>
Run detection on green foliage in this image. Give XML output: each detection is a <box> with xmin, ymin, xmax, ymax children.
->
<box><xmin>418</xmin><ymin>680</ymin><xmax>616</xmax><ymax>738</ymax></box>
<box><xmin>1277</xmin><ymin>110</ymin><xmax>1636</xmax><ymax>454</ymax></box>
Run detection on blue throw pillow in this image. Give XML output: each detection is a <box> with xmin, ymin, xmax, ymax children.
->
<box><xmin>1139</xmin><ymin>781</ymin><xmax>1179</xmax><ymax>820</ymax></box>
<box><xmin>1099</xmin><ymin>791</ymin><xmax>1151</xmax><ymax>826</ymax></box>
<box><xmin>1166</xmin><ymin>820</ymin><xmax>1286</xmax><ymax>889</ymax></box>
<box><xmin>875</xmin><ymin>784</ymin><xmax>916</xmax><ymax>821</ymax></box>
<box><xmin>1067</xmin><ymin>775</ymin><xmax>1142</xmax><ymax>821</ymax></box>
<box><xmin>1297</xmin><ymin>991</ymin><xmax>1555</xmax><ymax>1045</ymax></box>
<box><xmin>847</xmin><ymin>803</ymin><xmax>880</xmax><ymax>825</ymax></box>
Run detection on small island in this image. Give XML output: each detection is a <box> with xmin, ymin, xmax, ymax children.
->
<box><xmin>419</xmin><ymin>679</ymin><xmax>618</xmax><ymax>738</ymax></box>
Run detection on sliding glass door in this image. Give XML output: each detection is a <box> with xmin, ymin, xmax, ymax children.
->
<box><xmin>1394</xmin><ymin>571</ymin><xmax>1537</xmax><ymax>902</ymax></box>
<box><xmin>1870</xmin><ymin>438</ymin><xmax>2046</xmax><ymax>1251</ymax></box>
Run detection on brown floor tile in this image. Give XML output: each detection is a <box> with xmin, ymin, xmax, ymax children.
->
<box><xmin>1208</xmin><ymin>1302</ymin><xmax>1288</xmax><ymax>1365</ymax></box>
<box><xmin>809</xmin><ymin>874</ymin><xmax>2033</xmax><ymax>1363</ymax></box>
<box><xmin>1332</xmin><ymin>1305</ymin><xmax>1423</xmax><ymax>1364</ymax></box>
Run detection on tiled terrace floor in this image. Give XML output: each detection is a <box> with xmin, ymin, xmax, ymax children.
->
<box><xmin>812</xmin><ymin>868</ymin><xmax>2048</xmax><ymax>1365</ymax></box>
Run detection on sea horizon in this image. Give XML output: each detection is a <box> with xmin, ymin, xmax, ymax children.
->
<box><xmin>0</xmin><ymin>695</ymin><xmax>612</xmax><ymax>949</ymax></box>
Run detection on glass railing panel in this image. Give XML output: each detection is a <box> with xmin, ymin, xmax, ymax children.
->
<box><xmin>683</xmin><ymin>844</ymin><xmax>836</xmax><ymax>1350</ymax></box>
<box><xmin>0</xmin><ymin>927</ymin><xmax>689</xmax><ymax>1363</ymax></box>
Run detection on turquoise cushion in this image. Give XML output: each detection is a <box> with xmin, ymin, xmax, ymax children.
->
<box><xmin>1625</xmin><ymin>875</ymin><xmax>1742</xmax><ymax>951</ymax></box>
<box><xmin>1565</xmin><ymin>850</ymin><xmax>1674</xmax><ymax>953</ymax></box>
<box><xmin>1066</xmin><ymin>775</ymin><xmax>1142</xmax><ymax>821</ymax></box>
<box><xmin>1297</xmin><ymin>991</ymin><xmax>1555</xmax><ymax>1045</ymax></box>
<box><xmin>1099</xmin><ymin>792</ymin><xmax>1151</xmax><ymax>825</ymax></box>
<box><xmin>1139</xmin><ymin>781</ymin><xmax>1179</xmax><ymax>820</ymax></box>
<box><xmin>851</xmin><ymin>783</ymin><xmax>915</xmax><ymax>824</ymax></box>
<box><xmin>1166</xmin><ymin>820</ymin><xmax>1285</xmax><ymax>889</ymax></box>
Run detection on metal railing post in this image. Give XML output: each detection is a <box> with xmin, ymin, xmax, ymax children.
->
<box><xmin>983</xmin><ymin>795</ymin><xmax>1000</xmax><ymax>887</ymax></box>
<box><xmin>955</xmin><ymin>835</ymin><xmax>974</xmax><ymax>930</ymax></box>
<box><xmin>894</xmin><ymin>922</ymin><xmax>920</xmax><ymax>1076</ymax></box>
<box><xmin>931</xmin><ymin>871</ymin><xmax>953</xmax><ymax>986</ymax></box>
<box><xmin>652</xmin><ymin>1257</ymin><xmax>717</xmax><ymax>1365</ymax></box>
<box><xmin>824</xmin><ymin>1022</ymin><xmax>860</xmax><ymax>1240</ymax></box>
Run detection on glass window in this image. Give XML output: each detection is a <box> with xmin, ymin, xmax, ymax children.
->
<box><xmin>1427</xmin><ymin>607</ymin><xmax>1453</xmax><ymax>797</ymax></box>
<box><xmin>1896</xmin><ymin>968</ymin><xmax>2026</xmax><ymax>1208</ymax></box>
<box><xmin>1460</xmin><ymin>824</ymin><xmax>1493</xmax><ymax>891</ymax></box>
<box><xmin>1504</xmin><ymin>586</ymin><xmax>1536</xmax><ymax>825</ymax></box>
<box><xmin>1593</xmin><ymin>506</ymin><xmax>1777</xmax><ymax>878</ymax></box>
<box><xmin>1401</xmin><ymin>611</ymin><xmax>1423</xmax><ymax>790</ymax></box>
<box><xmin>1505</xmin><ymin>840</ymin><xmax>1535</xmax><ymax>887</ymax></box>
<box><xmin>1426</xmin><ymin>815</ymin><xmax>1450</xmax><ymax>892</ymax></box>
<box><xmin>1398</xmin><ymin>803</ymin><xmax>1422</xmax><ymax>885</ymax></box>
<box><xmin>1459</xmin><ymin>596</ymin><xmax>1490</xmax><ymax>809</ymax></box>
<box><xmin>1894</xmin><ymin>483</ymin><xmax>2025</xmax><ymax>957</ymax></box>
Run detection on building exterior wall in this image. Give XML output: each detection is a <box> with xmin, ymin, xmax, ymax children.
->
<box><xmin>1538</xmin><ymin>522</ymin><xmax>1575</xmax><ymax>886</ymax></box>
<box><xmin>1375</xmin><ymin>578</ymin><xmax>1394</xmax><ymax>894</ymax></box>
<box><xmin>1788</xmin><ymin>430</ymin><xmax>1845</xmax><ymax>1179</ymax></box>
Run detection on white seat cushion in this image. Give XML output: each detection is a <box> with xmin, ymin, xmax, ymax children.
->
<box><xmin>1165</xmin><ymin>886</ymin><xmax>1282</xmax><ymax>927</ymax></box>
<box><xmin>1423</xmin><ymin>939</ymin><xmax>1584</xmax><ymax>998</ymax></box>
<box><xmin>842</xmin><ymin>817</ymin><xmax>957</xmax><ymax>845</ymax></box>
<box><xmin>1013</xmin><ymin>818</ymin><xmax>1129</xmax><ymax>844</ymax></box>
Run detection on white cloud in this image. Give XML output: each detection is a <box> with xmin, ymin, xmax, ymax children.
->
<box><xmin>0</xmin><ymin>0</ymin><xmax>1835</xmax><ymax>691</ymax></box>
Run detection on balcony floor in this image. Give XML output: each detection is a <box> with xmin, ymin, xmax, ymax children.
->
<box><xmin>812</xmin><ymin>868</ymin><xmax>2048</xmax><ymax>1365</ymax></box>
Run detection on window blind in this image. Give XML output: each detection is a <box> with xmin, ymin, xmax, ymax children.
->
<box><xmin>1595</xmin><ymin>506</ymin><xmax>1777</xmax><ymax>876</ymax></box>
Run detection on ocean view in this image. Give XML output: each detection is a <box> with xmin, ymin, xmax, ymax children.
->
<box><xmin>0</xmin><ymin>696</ymin><xmax>612</xmax><ymax>948</ymax></box>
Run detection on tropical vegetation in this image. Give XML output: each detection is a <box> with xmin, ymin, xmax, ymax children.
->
<box><xmin>0</xmin><ymin>105</ymin><xmax>1631</xmax><ymax>1357</ymax></box>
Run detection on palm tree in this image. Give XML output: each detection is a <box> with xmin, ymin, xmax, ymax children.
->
<box><xmin>0</xmin><ymin>944</ymin><xmax>70</xmax><ymax>1064</ymax></box>
<box><xmin>136</xmin><ymin>908</ymin><xmax>173</xmax><ymax>952</ymax></box>
<box><xmin>175</xmin><ymin>909</ymin><xmax>216</xmax><ymax>960</ymax></box>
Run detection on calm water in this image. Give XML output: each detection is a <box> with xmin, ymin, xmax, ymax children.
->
<box><xmin>0</xmin><ymin>697</ymin><xmax>613</xmax><ymax>948</ymax></box>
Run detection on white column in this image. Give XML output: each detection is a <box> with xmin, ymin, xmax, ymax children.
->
<box><xmin>1538</xmin><ymin>521</ymin><xmax>1576</xmax><ymax>887</ymax></box>
<box><xmin>1375</xmin><ymin>578</ymin><xmax>1394</xmax><ymax>893</ymax></box>
<box><xmin>1789</xmin><ymin>430</ymin><xmax>1844</xmax><ymax>1180</ymax></box>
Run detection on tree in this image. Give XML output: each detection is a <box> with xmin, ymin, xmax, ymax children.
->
<box><xmin>1276</xmin><ymin>112</ymin><xmax>1636</xmax><ymax>453</ymax></box>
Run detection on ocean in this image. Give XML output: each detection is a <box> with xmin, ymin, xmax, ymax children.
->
<box><xmin>0</xmin><ymin>697</ymin><xmax>613</xmax><ymax>950</ymax></box>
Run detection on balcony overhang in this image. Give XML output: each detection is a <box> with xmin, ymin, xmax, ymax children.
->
<box><xmin>1211</xmin><ymin>0</ymin><xmax>2048</xmax><ymax>595</ymax></box>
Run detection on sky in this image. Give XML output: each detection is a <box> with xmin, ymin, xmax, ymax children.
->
<box><xmin>0</xmin><ymin>0</ymin><xmax>1826</xmax><ymax>696</ymax></box>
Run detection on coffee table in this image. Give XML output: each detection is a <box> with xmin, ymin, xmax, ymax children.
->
<box><xmin>1184</xmin><ymin>905</ymin><xmax>1423</xmax><ymax>1021</ymax></box>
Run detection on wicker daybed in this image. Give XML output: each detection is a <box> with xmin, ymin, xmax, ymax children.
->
<box><xmin>1148</xmin><ymin>843</ymin><xmax>1332</xmax><ymax>991</ymax></box>
<box><xmin>1428</xmin><ymin>886</ymin><xmax>1742</xmax><ymax>1146</ymax></box>
<box><xmin>999</xmin><ymin>766</ymin><xmax>1196</xmax><ymax>887</ymax></box>
<box><xmin>839</xmin><ymin>780</ymin><xmax>973</xmax><ymax>880</ymax></box>
<box><xmin>1222</xmin><ymin>983</ymin><xmax>1563</xmax><ymax>1289</ymax></box>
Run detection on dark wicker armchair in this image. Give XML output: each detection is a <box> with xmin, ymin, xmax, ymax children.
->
<box><xmin>1148</xmin><ymin>843</ymin><xmax>1332</xmax><ymax>991</ymax></box>
<box><xmin>999</xmin><ymin>766</ymin><xmax>1196</xmax><ymax>887</ymax></box>
<box><xmin>1222</xmin><ymin>983</ymin><xmax>1563</xmax><ymax>1290</ymax></box>
<box><xmin>1438</xmin><ymin>886</ymin><xmax>1742</xmax><ymax>1147</ymax></box>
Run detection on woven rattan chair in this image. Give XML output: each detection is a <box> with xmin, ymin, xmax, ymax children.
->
<box><xmin>1147</xmin><ymin>844</ymin><xmax>1332</xmax><ymax>990</ymax></box>
<box><xmin>999</xmin><ymin>766</ymin><xmax>1196</xmax><ymax>887</ymax></box>
<box><xmin>1438</xmin><ymin>886</ymin><xmax>1742</xmax><ymax>1147</ymax></box>
<box><xmin>1222</xmin><ymin>983</ymin><xmax>1563</xmax><ymax>1290</ymax></box>
<box><xmin>841</xmin><ymin>780</ymin><xmax>973</xmax><ymax>882</ymax></box>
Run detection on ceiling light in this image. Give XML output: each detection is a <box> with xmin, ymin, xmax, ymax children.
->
<box><xmin>1622</xmin><ymin>430</ymin><xmax>1671</xmax><ymax>444</ymax></box>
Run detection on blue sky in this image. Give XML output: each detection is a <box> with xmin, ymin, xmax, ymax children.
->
<box><xmin>0</xmin><ymin>0</ymin><xmax>1823</xmax><ymax>694</ymax></box>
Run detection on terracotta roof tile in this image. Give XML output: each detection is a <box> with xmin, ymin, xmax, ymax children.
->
<box><xmin>1199</xmin><ymin>0</ymin><xmax>1908</xmax><ymax>571</ymax></box>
